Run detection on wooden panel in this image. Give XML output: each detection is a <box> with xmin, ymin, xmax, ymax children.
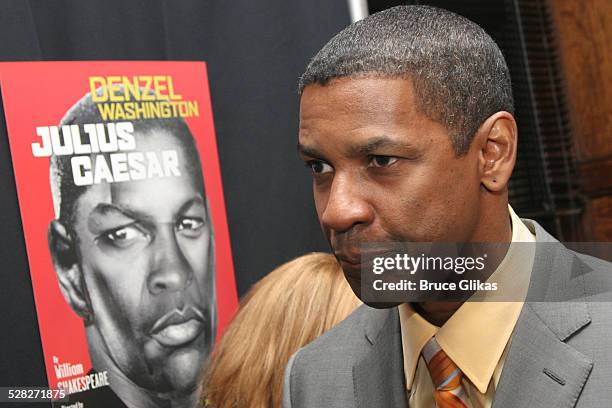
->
<box><xmin>588</xmin><ymin>197</ymin><xmax>612</xmax><ymax>241</ymax></box>
<box><xmin>549</xmin><ymin>0</ymin><xmax>612</xmax><ymax>162</ymax></box>
<box><xmin>550</xmin><ymin>0</ymin><xmax>612</xmax><ymax>241</ymax></box>
<box><xmin>579</xmin><ymin>157</ymin><xmax>612</xmax><ymax>195</ymax></box>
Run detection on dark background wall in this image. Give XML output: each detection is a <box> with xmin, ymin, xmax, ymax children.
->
<box><xmin>0</xmin><ymin>0</ymin><xmax>349</xmax><ymax>396</ymax></box>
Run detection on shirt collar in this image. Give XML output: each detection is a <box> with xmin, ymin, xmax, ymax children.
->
<box><xmin>399</xmin><ymin>205</ymin><xmax>536</xmax><ymax>393</ymax></box>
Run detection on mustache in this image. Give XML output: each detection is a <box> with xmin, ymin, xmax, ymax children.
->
<box><xmin>331</xmin><ymin>233</ymin><xmax>408</xmax><ymax>266</ymax></box>
<box><xmin>330</xmin><ymin>231</ymin><xmax>404</xmax><ymax>253</ymax></box>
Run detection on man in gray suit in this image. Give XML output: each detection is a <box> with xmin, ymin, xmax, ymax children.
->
<box><xmin>285</xmin><ymin>5</ymin><xmax>611</xmax><ymax>408</ymax></box>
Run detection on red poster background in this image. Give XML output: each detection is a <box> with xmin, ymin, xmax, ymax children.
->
<box><xmin>0</xmin><ymin>61</ymin><xmax>238</xmax><ymax>389</ymax></box>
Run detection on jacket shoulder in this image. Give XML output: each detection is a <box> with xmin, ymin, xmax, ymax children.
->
<box><xmin>292</xmin><ymin>304</ymin><xmax>387</xmax><ymax>370</ymax></box>
<box><xmin>283</xmin><ymin>305</ymin><xmax>393</xmax><ymax>408</ymax></box>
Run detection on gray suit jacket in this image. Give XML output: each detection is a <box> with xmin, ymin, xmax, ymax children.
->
<box><xmin>283</xmin><ymin>221</ymin><xmax>612</xmax><ymax>407</ymax></box>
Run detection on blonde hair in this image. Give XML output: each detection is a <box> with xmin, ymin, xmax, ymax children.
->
<box><xmin>201</xmin><ymin>252</ymin><xmax>360</xmax><ymax>408</ymax></box>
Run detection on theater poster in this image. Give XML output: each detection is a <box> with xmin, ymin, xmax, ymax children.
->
<box><xmin>0</xmin><ymin>61</ymin><xmax>238</xmax><ymax>408</ymax></box>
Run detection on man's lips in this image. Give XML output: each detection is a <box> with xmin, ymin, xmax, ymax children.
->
<box><xmin>150</xmin><ymin>306</ymin><xmax>206</xmax><ymax>347</ymax></box>
<box><xmin>335</xmin><ymin>248</ymin><xmax>390</xmax><ymax>271</ymax></box>
<box><xmin>335</xmin><ymin>246</ymin><xmax>381</xmax><ymax>265</ymax></box>
<box><xmin>337</xmin><ymin>255</ymin><xmax>361</xmax><ymax>266</ymax></box>
<box><xmin>335</xmin><ymin>252</ymin><xmax>364</xmax><ymax>274</ymax></box>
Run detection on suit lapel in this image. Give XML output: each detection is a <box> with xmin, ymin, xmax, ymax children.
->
<box><xmin>493</xmin><ymin>221</ymin><xmax>594</xmax><ymax>408</ymax></box>
<box><xmin>353</xmin><ymin>307</ymin><xmax>409</xmax><ymax>408</ymax></box>
<box><xmin>492</xmin><ymin>304</ymin><xmax>593</xmax><ymax>408</ymax></box>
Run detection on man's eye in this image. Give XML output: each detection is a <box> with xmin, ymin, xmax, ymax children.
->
<box><xmin>177</xmin><ymin>218</ymin><xmax>205</xmax><ymax>237</ymax></box>
<box><xmin>306</xmin><ymin>160</ymin><xmax>333</xmax><ymax>174</ymax></box>
<box><xmin>369</xmin><ymin>155</ymin><xmax>399</xmax><ymax>168</ymax></box>
<box><xmin>101</xmin><ymin>225</ymin><xmax>148</xmax><ymax>248</ymax></box>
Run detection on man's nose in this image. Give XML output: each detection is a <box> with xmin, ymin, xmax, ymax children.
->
<box><xmin>148</xmin><ymin>226</ymin><xmax>193</xmax><ymax>295</ymax></box>
<box><xmin>319</xmin><ymin>173</ymin><xmax>374</xmax><ymax>233</ymax></box>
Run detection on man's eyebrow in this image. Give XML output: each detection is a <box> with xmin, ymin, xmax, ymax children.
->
<box><xmin>297</xmin><ymin>143</ymin><xmax>325</xmax><ymax>159</ymax></box>
<box><xmin>347</xmin><ymin>136</ymin><xmax>417</xmax><ymax>156</ymax></box>
<box><xmin>91</xmin><ymin>195</ymin><xmax>206</xmax><ymax>223</ymax></box>
<box><xmin>297</xmin><ymin>136</ymin><xmax>419</xmax><ymax>160</ymax></box>
<box><xmin>90</xmin><ymin>203</ymin><xmax>155</xmax><ymax>224</ymax></box>
<box><xmin>177</xmin><ymin>195</ymin><xmax>205</xmax><ymax>216</ymax></box>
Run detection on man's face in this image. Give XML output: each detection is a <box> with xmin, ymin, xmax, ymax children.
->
<box><xmin>69</xmin><ymin>129</ymin><xmax>214</xmax><ymax>394</ymax></box>
<box><xmin>298</xmin><ymin>77</ymin><xmax>483</xmax><ymax>290</ymax></box>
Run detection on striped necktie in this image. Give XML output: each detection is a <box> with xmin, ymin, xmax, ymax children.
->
<box><xmin>422</xmin><ymin>337</ymin><xmax>470</xmax><ymax>408</ymax></box>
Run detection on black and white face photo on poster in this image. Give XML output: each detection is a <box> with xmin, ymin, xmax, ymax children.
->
<box><xmin>46</xmin><ymin>90</ymin><xmax>217</xmax><ymax>408</ymax></box>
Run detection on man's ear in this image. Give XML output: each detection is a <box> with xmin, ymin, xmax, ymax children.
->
<box><xmin>476</xmin><ymin>111</ymin><xmax>517</xmax><ymax>192</ymax></box>
<box><xmin>48</xmin><ymin>220</ymin><xmax>91</xmax><ymax>323</ymax></box>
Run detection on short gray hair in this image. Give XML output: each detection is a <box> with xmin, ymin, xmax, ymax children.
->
<box><xmin>299</xmin><ymin>5</ymin><xmax>514</xmax><ymax>155</ymax></box>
